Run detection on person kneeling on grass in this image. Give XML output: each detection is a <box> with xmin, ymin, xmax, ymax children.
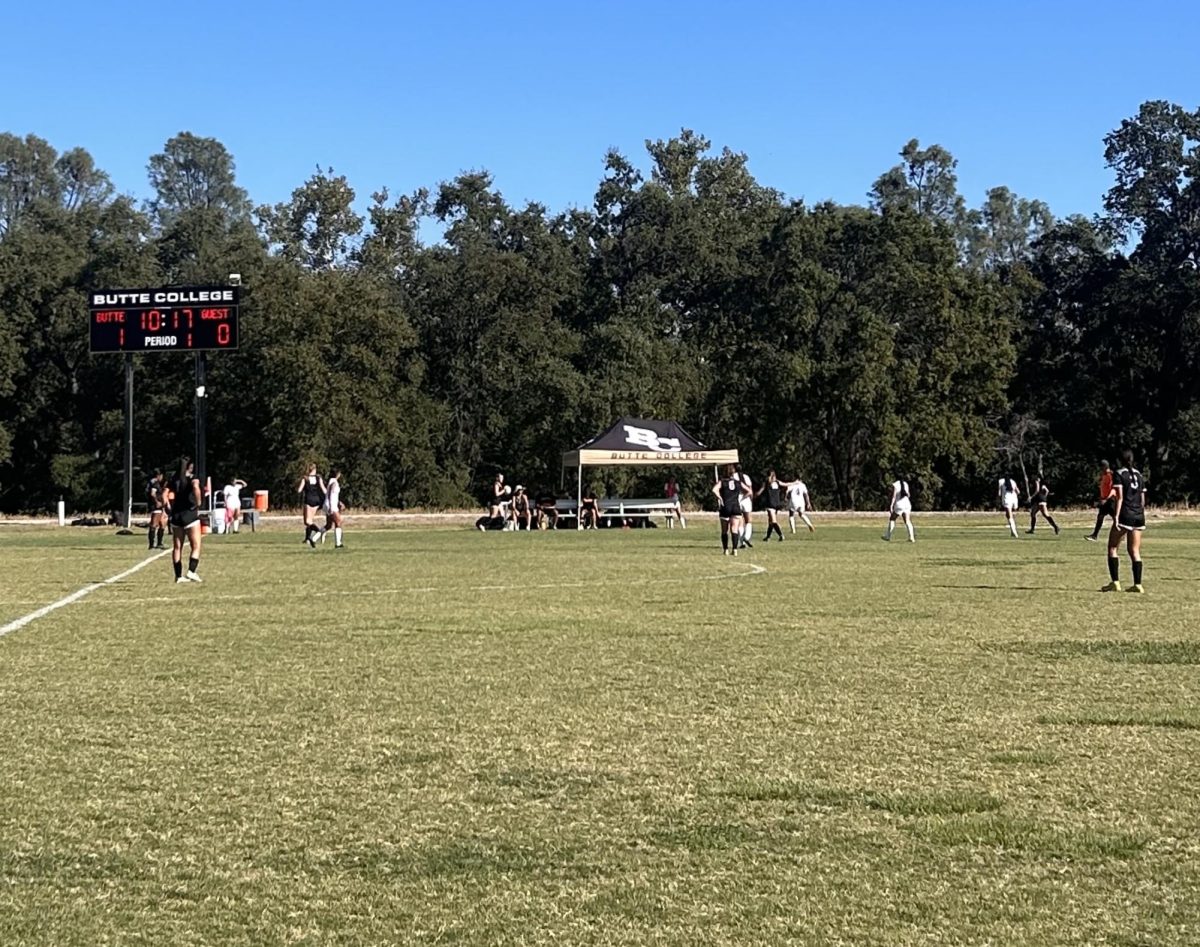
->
<box><xmin>166</xmin><ymin>456</ymin><xmax>203</xmax><ymax>584</ymax></box>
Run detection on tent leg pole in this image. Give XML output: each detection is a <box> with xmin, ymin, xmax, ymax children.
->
<box><xmin>577</xmin><ymin>466</ymin><xmax>583</xmax><ymax>531</ymax></box>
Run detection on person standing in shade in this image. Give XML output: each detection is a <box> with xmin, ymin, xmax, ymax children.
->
<box><xmin>322</xmin><ymin>467</ymin><xmax>345</xmax><ymax>548</ymax></box>
<box><xmin>297</xmin><ymin>463</ymin><xmax>326</xmax><ymax>548</ymax></box>
<box><xmin>222</xmin><ymin>476</ymin><xmax>247</xmax><ymax>534</ymax></box>
<box><xmin>1101</xmin><ymin>449</ymin><xmax>1148</xmax><ymax>593</ymax></box>
<box><xmin>1085</xmin><ymin>460</ymin><xmax>1116</xmax><ymax>542</ymax></box>
<box><xmin>1026</xmin><ymin>477</ymin><xmax>1060</xmax><ymax>535</ymax></box>
<box><xmin>756</xmin><ymin>469</ymin><xmax>787</xmax><ymax>542</ymax></box>
<box><xmin>713</xmin><ymin>465</ymin><xmax>749</xmax><ymax>556</ymax></box>
<box><xmin>665</xmin><ymin>475</ymin><xmax>686</xmax><ymax>529</ymax></box>
<box><xmin>146</xmin><ymin>468</ymin><xmax>167</xmax><ymax>550</ymax></box>
<box><xmin>785</xmin><ymin>476</ymin><xmax>815</xmax><ymax>534</ymax></box>
<box><xmin>165</xmin><ymin>457</ymin><xmax>203</xmax><ymax>583</ymax></box>
<box><xmin>997</xmin><ymin>474</ymin><xmax>1021</xmax><ymax>538</ymax></box>
<box><xmin>883</xmin><ymin>475</ymin><xmax>915</xmax><ymax>543</ymax></box>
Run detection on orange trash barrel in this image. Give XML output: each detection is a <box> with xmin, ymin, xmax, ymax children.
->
<box><xmin>254</xmin><ymin>490</ymin><xmax>269</xmax><ymax>512</ymax></box>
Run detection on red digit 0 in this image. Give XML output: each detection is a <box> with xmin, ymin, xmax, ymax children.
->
<box><xmin>217</xmin><ymin>323</ymin><xmax>231</xmax><ymax>345</ymax></box>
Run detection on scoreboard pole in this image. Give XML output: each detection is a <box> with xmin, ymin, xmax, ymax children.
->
<box><xmin>195</xmin><ymin>352</ymin><xmax>207</xmax><ymax>514</ymax></box>
<box><xmin>123</xmin><ymin>354</ymin><xmax>134</xmax><ymax>529</ymax></box>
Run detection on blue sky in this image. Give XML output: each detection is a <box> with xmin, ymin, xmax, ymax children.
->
<box><xmin>4</xmin><ymin>1</ymin><xmax>1197</xmax><ymax>225</ymax></box>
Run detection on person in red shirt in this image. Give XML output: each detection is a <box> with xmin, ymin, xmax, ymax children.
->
<box><xmin>1085</xmin><ymin>460</ymin><xmax>1116</xmax><ymax>542</ymax></box>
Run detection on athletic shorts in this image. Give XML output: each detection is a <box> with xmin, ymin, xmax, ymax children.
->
<box><xmin>892</xmin><ymin>498</ymin><xmax>912</xmax><ymax>516</ymax></box>
<box><xmin>1002</xmin><ymin>493</ymin><xmax>1018</xmax><ymax>512</ymax></box>
<box><xmin>169</xmin><ymin>509</ymin><xmax>199</xmax><ymax>530</ymax></box>
<box><xmin>719</xmin><ymin>505</ymin><xmax>742</xmax><ymax>520</ymax></box>
<box><xmin>1116</xmin><ymin>512</ymin><xmax>1146</xmax><ymax>532</ymax></box>
<box><xmin>1099</xmin><ymin>497</ymin><xmax>1117</xmax><ymax>514</ymax></box>
<box><xmin>788</xmin><ymin>500</ymin><xmax>805</xmax><ymax>514</ymax></box>
<box><xmin>740</xmin><ymin>500</ymin><xmax>753</xmax><ymax>514</ymax></box>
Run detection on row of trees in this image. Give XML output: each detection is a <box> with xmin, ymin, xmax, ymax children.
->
<box><xmin>0</xmin><ymin>100</ymin><xmax>1197</xmax><ymax>512</ymax></box>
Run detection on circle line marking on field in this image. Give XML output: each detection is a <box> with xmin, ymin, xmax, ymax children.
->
<box><xmin>0</xmin><ymin>550</ymin><xmax>169</xmax><ymax>640</ymax></box>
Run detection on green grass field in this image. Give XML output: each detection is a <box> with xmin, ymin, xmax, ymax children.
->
<box><xmin>2</xmin><ymin>515</ymin><xmax>1199</xmax><ymax>946</ymax></box>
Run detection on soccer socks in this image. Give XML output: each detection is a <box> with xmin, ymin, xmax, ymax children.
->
<box><xmin>679</xmin><ymin>515</ymin><xmax>686</xmax><ymax>529</ymax></box>
<box><xmin>742</xmin><ymin>523</ymin><xmax>753</xmax><ymax>543</ymax></box>
<box><xmin>721</xmin><ymin>530</ymin><xmax>729</xmax><ymax>552</ymax></box>
<box><xmin>1132</xmin><ymin>559</ymin><xmax>1143</xmax><ymax>585</ymax></box>
<box><xmin>769</xmin><ymin>523</ymin><xmax>783</xmax><ymax>540</ymax></box>
<box><xmin>188</xmin><ymin>557</ymin><xmax>199</xmax><ymax>575</ymax></box>
<box><xmin>231</xmin><ymin>520</ymin><xmax>239</xmax><ymax>533</ymax></box>
<box><xmin>148</xmin><ymin>526</ymin><xmax>156</xmax><ymax>549</ymax></box>
<box><xmin>788</xmin><ymin>514</ymin><xmax>796</xmax><ymax>533</ymax></box>
<box><xmin>905</xmin><ymin>521</ymin><xmax>915</xmax><ymax>542</ymax></box>
<box><xmin>1091</xmin><ymin>509</ymin><xmax>1105</xmax><ymax>537</ymax></box>
<box><xmin>1008</xmin><ymin>519</ymin><xmax>1018</xmax><ymax>538</ymax></box>
<box><xmin>802</xmin><ymin>514</ymin><xmax>814</xmax><ymax>532</ymax></box>
<box><xmin>1108</xmin><ymin>556</ymin><xmax>1120</xmax><ymax>582</ymax></box>
<box><xmin>173</xmin><ymin>559</ymin><xmax>183</xmax><ymax>580</ymax></box>
<box><xmin>156</xmin><ymin>527</ymin><xmax>164</xmax><ymax>547</ymax></box>
<box><xmin>885</xmin><ymin>521</ymin><xmax>895</xmax><ymax>540</ymax></box>
<box><xmin>334</xmin><ymin>527</ymin><xmax>343</xmax><ymax>547</ymax></box>
<box><xmin>1047</xmin><ymin>515</ymin><xmax>1059</xmax><ymax>534</ymax></box>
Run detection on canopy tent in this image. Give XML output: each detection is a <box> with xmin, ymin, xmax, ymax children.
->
<box><xmin>561</xmin><ymin>418</ymin><xmax>739</xmax><ymax>526</ymax></box>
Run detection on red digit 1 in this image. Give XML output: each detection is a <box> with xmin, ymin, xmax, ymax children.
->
<box><xmin>119</xmin><ymin>328</ymin><xmax>125</xmax><ymax>347</ymax></box>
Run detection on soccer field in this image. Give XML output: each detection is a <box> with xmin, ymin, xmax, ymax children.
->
<box><xmin>1</xmin><ymin>517</ymin><xmax>1198</xmax><ymax>945</ymax></box>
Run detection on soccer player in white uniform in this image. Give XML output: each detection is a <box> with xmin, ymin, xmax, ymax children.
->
<box><xmin>322</xmin><ymin>468</ymin><xmax>345</xmax><ymax>548</ymax></box>
<box><xmin>222</xmin><ymin>476</ymin><xmax>247</xmax><ymax>533</ymax></box>
<box><xmin>997</xmin><ymin>475</ymin><xmax>1020</xmax><ymax>538</ymax></box>
<box><xmin>736</xmin><ymin>465</ymin><xmax>754</xmax><ymax>547</ymax></box>
<box><xmin>883</xmin><ymin>477</ymin><xmax>915</xmax><ymax>542</ymax></box>
<box><xmin>785</xmin><ymin>477</ymin><xmax>814</xmax><ymax>533</ymax></box>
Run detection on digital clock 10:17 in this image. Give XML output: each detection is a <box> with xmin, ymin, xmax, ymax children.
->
<box><xmin>88</xmin><ymin>287</ymin><xmax>240</xmax><ymax>353</ymax></box>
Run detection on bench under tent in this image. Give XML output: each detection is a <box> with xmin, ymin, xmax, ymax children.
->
<box><xmin>560</xmin><ymin>418</ymin><xmax>739</xmax><ymax>529</ymax></box>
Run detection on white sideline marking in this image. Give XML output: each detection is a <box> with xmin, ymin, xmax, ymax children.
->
<box><xmin>0</xmin><ymin>550</ymin><xmax>169</xmax><ymax>639</ymax></box>
<box><xmin>96</xmin><ymin>562</ymin><xmax>768</xmax><ymax>606</ymax></box>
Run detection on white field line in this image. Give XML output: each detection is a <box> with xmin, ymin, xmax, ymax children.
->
<box><xmin>91</xmin><ymin>563</ymin><xmax>768</xmax><ymax>606</ymax></box>
<box><xmin>0</xmin><ymin>550</ymin><xmax>169</xmax><ymax>639</ymax></box>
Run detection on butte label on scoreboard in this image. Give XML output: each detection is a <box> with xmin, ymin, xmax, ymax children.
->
<box><xmin>88</xmin><ymin>286</ymin><xmax>241</xmax><ymax>353</ymax></box>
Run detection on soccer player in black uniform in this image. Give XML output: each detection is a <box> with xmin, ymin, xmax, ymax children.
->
<box><xmin>756</xmin><ymin>469</ymin><xmax>787</xmax><ymax>542</ymax></box>
<box><xmin>1026</xmin><ymin>477</ymin><xmax>1060</xmax><ymax>535</ymax></box>
<box><xmin>165</xmin><ymin>457</ymin><xmax>203</xmax><ymax>583</ymax></box>
<box><xmin>297</xmin><ymin>463</ymin><xmax>326</xmax><ymax>547</ymax></box>
<box><xmin>712</xmin><ymin>465</ymin><xmax>749</xmax><ymax>556</ymax></box>
<box><xmin>146</xmin><ymin>468</ymin><xmax>167</xmax><ymax>550</ymax></box>
<box><xmin>1102</xmin><ymin>449</ymin><xmax>1147</xmax><ymax>593</ymax></box>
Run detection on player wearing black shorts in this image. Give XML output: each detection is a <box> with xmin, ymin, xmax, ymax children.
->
<box><xmin>1026</xmin><ymin>478</ymin><xmax>1060</xmax><ymax>535</ymax></box>
<box><xmin>146</xmin><ymin>468</ymin><xmax>167</xmax><ymax>549</ymax></box>
<box><xmin>712</xmin><ymin>465</ymin><xmax>749</xmax><ymax>556</ymax></box>
<box><xmin>1102</xmin><ymin>449</ymin><xmax>1147</xmax><ymax>593</ymax></box>
<box><xmin>297</xmin><ymin>463</ymin><xmax>326</xmax><ymax>547</ymax></box>
<box><xmin>756</xmin><ymin>469</ymin><xmax>786</xmax><ymax>542</ymax></box>
<box><xmin>165</xmin><ymin>457</ymin><xmax>203</xmax><ymax>583</ymax></box>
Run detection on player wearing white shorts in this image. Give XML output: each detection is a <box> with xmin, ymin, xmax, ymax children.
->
<box><xmin>785</xmin><ymin>478</ymin><xmax>814</xmax><ymax>533</ymax></box>
<box><xmin>736</xmin><ymin>465</ymin><xmax>754</xmax><ymax>547</ymax></box>
<box><xmin>322</xmin><ymin>468</ymin><xmax>345</xmax><ymax>548</ymax></box>
<box><xmin>883</xmin><ymin>477</ymin><xmax>914</xmax><ymax>542</ymax></box>
<box><xmin>222</xmin><ymin>476</ymin><xmax>247</xmax><ymax>533</ymax></box>
<box><xmin>997</xmin><ymin>475</ymin><xmax>1020</xmax><ymax>538</ymax></box>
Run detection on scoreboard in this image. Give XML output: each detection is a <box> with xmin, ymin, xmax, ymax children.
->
<box><xmin>89</xmin><ymin>286</ymin><xmax>240</xmax><ymax>353</ymax></box>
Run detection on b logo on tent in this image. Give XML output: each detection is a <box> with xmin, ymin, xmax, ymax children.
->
<box><xmin>623</xmin><ymin>425</ymin><xmax>681</xmax><ymax>452</ymax></box>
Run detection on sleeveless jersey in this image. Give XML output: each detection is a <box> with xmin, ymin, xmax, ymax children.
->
<box><xmin>718</xmin><ymin>478</ymin><xmax>742</xmax><ymax>515</ymax></box>
<box><xmin>169</xmin><ymin>474</ymin><xmax>197</xmax><ymax>513</ymax></box>
<box><xmin>303</xmin><ymin>475</ymin><xmax>324</xmax><ymax>507</ymax></box>
<box><xmin>326</xmin><ymin>477</ymin><xmax>341</xmax><ymax>511</ymax></box>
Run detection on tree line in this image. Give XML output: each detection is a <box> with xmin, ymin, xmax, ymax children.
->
<box><xmin>0</xmin><ymin>100</ymin><xmax>1197</xmax><ymax>513</ymax></box>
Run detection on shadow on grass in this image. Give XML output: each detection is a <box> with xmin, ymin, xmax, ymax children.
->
<box><xmin>995</xmin><ymin>640</ymin><xmax>1200</xmax><ymax>665</ymax></box>
<box><xmin>1038</xmin><ymin>712</ymin><xmax>1200</xmax><ymax>731</ymax></box>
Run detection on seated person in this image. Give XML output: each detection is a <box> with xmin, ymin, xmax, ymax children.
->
<box><xmin>535</xmin><ymin>493</ymin><xmax>558</xmax><ymax>530</ymax></box>
<box><xmin>511</xmin><ymin>485</ymin><xmax>532</xmax><ymax>530</ymax></box>
<box><xmin>581</xmin><ymin>488</ymin><xmax>601</xmax><ymax>530</ymax></box>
